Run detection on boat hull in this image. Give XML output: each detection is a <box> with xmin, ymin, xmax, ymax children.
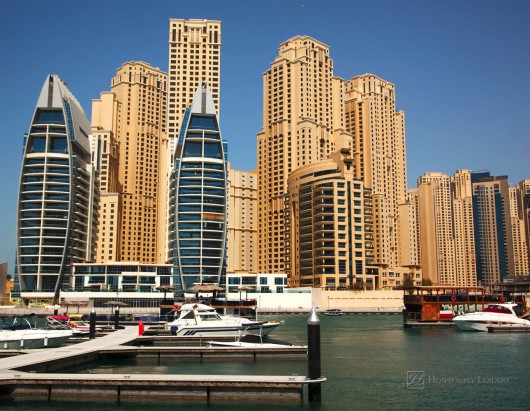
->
<box><xmin>454</xmin><ymin>317</ymin><xmax>530</xmax><ymax>332</ymax></box>
<box><xmin>453</xmin><ymin>319</ymin><xmax>490</xmax><ymax>332</ymax></box>
<box><xmin>245</xmin><ymin>321</ymin><xmax>282</xmax><ymax>337</ymax></box>
<box><xmin>170</xmin><ymin>325</ymin><xmax>247</xmax><ymax>338</ymax></box>
<box><xmin>0</xmin><ymin>330</ymin><xmax>73</xmax><ymax>349</ymax></box>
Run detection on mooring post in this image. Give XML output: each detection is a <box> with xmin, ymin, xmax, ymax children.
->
<box><xmin>114</xmin><ymin>306</ymin><xmax>120</xmax><ymax>330</ymax></box>
<box><xmin>89</xmin><ymin>308</ymin><xmax>96</xmax><ymax>339</ymax></box>
<box><xmin>307</xmin><ymin>306</ymin><xmax>321</xmax><ymax>402</ymax></box>
<box><xmin>53</xmin><ymin>305</ymin><xmax>59</xmax><ymax>316</ymax></box>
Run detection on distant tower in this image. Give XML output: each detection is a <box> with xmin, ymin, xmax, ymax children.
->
<box><xmin>451</xmin><ymin>170</ymin><xmax>477</xmax><ymax>286</ymax></box>
<box><xmin>417</xmin><ymin>172</ymin><xmax>456</xmax><ymax>285</ymax></box>
<box><xmin>227</xmin><ymin>164</ymin><xmax>257</xmax><ymax>274</ymax></box>
<box><xmin>509</xmin><ymin>184</ymin><xmax>529</xmax><ymax>276</ymax></box>
<box><xmin>16</xmin><ymin>74</ymin><xmax>97</xmax><ymax>303</ymax></box>
<box><xmin>169</xmin><ymin>83</ymin><xmax>228</xmax><ymax>290</ymax></box>
<box><xmin>471</xmin><ymin>172</ymin><xmax>514</xmax><ymax>285</ymax></box>
<box><xmin>517</xmin><ymin>180</ymin><xmax>530</xmax><ymax>274</ymax></box>
<box><xmin>343</xmin><ymin>74</ymin><xmax>410</xmax><ymax>284</ymax></box>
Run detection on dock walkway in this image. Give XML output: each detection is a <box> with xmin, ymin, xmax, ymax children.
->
<box><xmin>0</xmin><ymin>327</ymin><xmax>321</xmax><ymax>402</ymax></box>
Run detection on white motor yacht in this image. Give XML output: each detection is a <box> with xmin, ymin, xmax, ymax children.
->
<box><xmin>166</xmin><ymin>306</ymin><xmax>248</xmax><ymax>338</ymax></box>
<box><xmin>453</xmin><ymin>303</ymin><xmax>530</xmax><ymax>332</ymax></box>
<box><xmin>166</xmin><ymin>303</ymin><xmax>283</xmax><ymax>338</ymax></box>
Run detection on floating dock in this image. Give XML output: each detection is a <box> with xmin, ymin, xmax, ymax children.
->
<box><xmin>487</xmin><ymin>325</ymin><xmax>530</xmax><ymax>333</ymax></box>
<box><xmin>0</xmin><ymin>327</ymin><xmax>321</xmax><ymax>402</ymax></box>
<box><xmin>403</xmin><ymin>321</ymin><xmax>456</xmax><ymax>329</ymax></box>
<box><xmin>0</xmin><ymin>372</ymin><xmax>321</xmax><ymax>401</ymax></box>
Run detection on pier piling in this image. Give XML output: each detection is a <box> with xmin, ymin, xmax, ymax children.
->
<box><xmin>89</xmin><ymin>308</ymin><xmax>96</xmax><ymax>339</ymax></box>
<box><xmin>307</xmin><ymin>307</ymin><xmax>321</xmax><ymax>402</ymax></box>
<box><xmin>114</xmin><ymin>306</ymin><xmax>120</xmax><ymax>330</ymax></box>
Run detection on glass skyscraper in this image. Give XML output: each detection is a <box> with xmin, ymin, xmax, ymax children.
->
<box><xmin>169</xmin><ymin>83</ymin><xmax>227</xmax><ymax>291</ymax></box>
<box><xmin>16</xmin><ymin>74</ymin><xmax>97</xmax><ymax>303</ymax></box>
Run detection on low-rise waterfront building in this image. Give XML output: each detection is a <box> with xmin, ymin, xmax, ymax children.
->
<box><xmin>71</xmin><ymin>262</ymin><xmax>172</xmax><ymax>293</ymax></box>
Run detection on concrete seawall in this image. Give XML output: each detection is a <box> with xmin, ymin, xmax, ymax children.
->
<box><xmin>0</xmin><ymin>290</ymin><xmax>404</xmax><ymax>316</ymax></box>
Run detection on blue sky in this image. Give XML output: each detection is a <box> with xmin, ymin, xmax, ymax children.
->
<box><xmin>1</xmin><ymin>0</ymin><xmax>529</xmax><ymax>268</ymax></box>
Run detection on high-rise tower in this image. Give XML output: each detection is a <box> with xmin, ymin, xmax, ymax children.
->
<box><xmin>92</xmin><ymin>62</ymin><xmax>167</xmax><ymax>264</ymax></box>
<box><xmin>257</xmin><ymin>36</ymin><xmax>338</xmax><ymax>275</ymax></box>
<box><xmin>169</xmin><ymin>83</ymin><xmax>228</xmax><ymax>290</ymax></box>
<box><xmin>343</xmin><ymin>74</ymin><xmax>413</xmax><ymax>284</ymax></box>
<box><xmin>417</xmin><ymin>172</ymin><xmax>457</xmax><ymax>285</ymax></box>
<box><xmin>517</xmin><ymin>180</ymin><xmax>530</xmax><ymax>274</ymax></box>
<box><xmin>16</xmin><ymin>74</ymin><xmax>97</xmax><ymax>303</ymax></box>
<box><xmin>167</xmin><ymin>19</ymin><xmax>221</xmax><ymax>154</ymax></box>
<box><xmin>451</xmin><ymin>170</ymin><xmax>477</xmax><ymax>286</ymax></box>
<box><xmin>509</xmin><ymin>184</ymin><xmax>529</xmax><ymax>276</ymax></box>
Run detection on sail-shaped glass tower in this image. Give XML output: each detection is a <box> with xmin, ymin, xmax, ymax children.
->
<box><xmin>169</xmin><ymin>83</ymin><xmax>228</xmax><ymax>291</ymax></box>
<box><xmin>16</xmin><ymin>74</ymin><xmax>97</xmax><ymax>304</ymax></box>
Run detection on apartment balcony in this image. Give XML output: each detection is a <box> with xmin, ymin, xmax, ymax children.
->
<box><xmin>314</xmin><ymin>216</ymin><xmax>335</xmax><ymax>223</ymax></box>
<box><xmin>312</xmin><ymin>198</ymin><xmax>334</xmax><ymax>206</ymax></box>
<box><xmin>75</xmin><ymin>183</ymin><xmax>89</xmax><ymax>193</ymax></box>
<box><xmin>313</xmin><ymin>224</ymin><xmax>335</xmax><ymax>232</ymax></box>
<box><xmin>315</xmin><ymin>241</ymin><xmax>335</xmax><ymax>249</ymax></box>
<box><xmin>74</xmin><ymin>219</ymin><xmax>88</xmax><ymax>228</ymax></box>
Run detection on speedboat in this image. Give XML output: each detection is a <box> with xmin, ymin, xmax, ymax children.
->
<box><xmin>206</xmin><ymin>340</ymin><xmax>298</xmax><ymax>348</ymax></box>
<box><xmin>46</xmin><ymin>315</ymin><xmax>94</xmax><ymax>335</ymax></box>
<box><xmin>166</xmin><ymin>303</ymin><xmax>283</xmax><ymax>338</ymax></box>
<box><xmin>323</xmin><ymin>309</ymin><xmax>343</xmax><ymax>316</ymax></box>
<box><xmin>453</xmin><ymin>303</ymin><xmax>530</xmax><ymax>332</ymax></box>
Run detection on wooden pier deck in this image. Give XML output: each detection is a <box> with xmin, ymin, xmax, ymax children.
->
<box><xmin>0</xmin><ymin>327</ymin><xmax>321</xmax><ymax>402</ymax></box>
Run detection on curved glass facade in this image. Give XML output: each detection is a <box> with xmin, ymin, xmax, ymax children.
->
<box><xmin>170</xmin><ymin>84</ymin><xmax>227</xmax><ymax>291</ymax></box>
<box><xmin>16</xmin><ymin>75</ymin><xmax>96</xmax><ymax>301</ymax></box>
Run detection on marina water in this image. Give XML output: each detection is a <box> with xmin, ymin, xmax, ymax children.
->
<box><xmin>3</xmin><ymin>313</ymin><xmax>529</xmax><ymax>410</ymax></box>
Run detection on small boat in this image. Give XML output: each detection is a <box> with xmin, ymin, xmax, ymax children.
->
<box><xmin>453</xmin><ymin>303</ymin><xmax>530</xmax><ymax>332</ymax></box>
<box><xmin>206</xmin><ymin>340</ymin><xmax>298</xmax><ymax>348</ymax></box>
<box><xmin>0</xmin><ymin>329</ymin><xmax>75</xmax><ymax>349</ymax></box>
<box><xmin>46</xmin><ymin>315</ymin><xmax>94</xmax><ymax>335</ymax></box>
<box><xmin>323</xmin><ymin>309</ymin><xmax>343</xmax><ymax>316</ymax></box>
<box><xmin>166</xmin><ymin>303</ymin><xmax>283</xmax><ymax>338</ymax></box>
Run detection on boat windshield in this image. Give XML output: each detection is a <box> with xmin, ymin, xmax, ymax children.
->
<box><xmin>181</xmin><ymin>311</ymin><xmax>195</xmax><ymax>320</ymax></box>
<box><xmin>482</xmin><ymin>306</ymin><xmax>512</xmax><ymax>314</ymax></box>
<box><xmin>198</xmin><ymin>313</ymin><xmax>222</xmax><ymax>321</ymax></box>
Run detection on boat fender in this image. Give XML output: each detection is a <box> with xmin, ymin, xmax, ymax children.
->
<box><xmin>499</xmin><ymin>296</ymin><xmax>505</xmax><ymax>303</ymax></box>
<box><xmin>451</xmin><ymin>294</ymin><xmax>456</xmax><ymax>302</ymax></box>
<box><xmin>173</xmin><ymin>304</ymin><xmax>181</xmax><ymax>311</ymax></box>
